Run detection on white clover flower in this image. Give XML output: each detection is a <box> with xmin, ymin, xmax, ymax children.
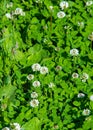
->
<box><xmin>72</xmin><ymin>73</ymin><xmax>79</xmax><ymax>79</ymax></box>
<box><xmin>82</xmin><ymin>109</ymin><xmax>90</xmax><ymax>116</ymax></box>
<box><xmin>33</xmin><ymin>81</ymin><xmax>40</xmax><ymax>87</ymax></box>
<box><xmin>2</xmin><ymin>127</ymin><xmax>10</xmax><ymax>130</ymax></box>
<box><xmin>88</xmin><ymin>32</ymin><xmax>93</xmax><ymax>41</ymax></box>
<box><xmin>86</xmin><ymin>1</ymin><xmax>93</xmax><ymax>6</ymax></box>
<box><xmin>31</xmin><ymin>92</ymin><xmax>38</xmax><ymax>98</ymax></box>
<box><xmin>81</xmin><ymin>73</ymin><xmax>89</xmax><ymax>82</ymax></box>
<box><xmin>57</xmin><ymin>11</ymin><xmax>66</xmax><ymax>18</ymax></box>
<box><xmin>27</xmin><ymin>74</ymin><xmax>34</xmax><ymax>80</ymax></box>
<box><xmin>49</xmin><ymin>82</ymin><xmax>55</xmax><ymax>88</ymax></box>
<box><xmin>40</xmin><ymin>66</ymin><xmax>48</xmax><ymax>74</ymax></box>
<box><xmin>14</xmin><ymin>8</ymin><xmax>25</xmax><ymax>16</ymax></box>
<box><xmin>78</xmin><ymin>22</ymin><xmax>84</xmax><ymax>27</ymax></box>
<box><xmin>60</xmin><ymin>1</ymin><xmax>69</xmax><ymax>10</ymax></box>
<box><xmin>5</xmin><ymin>13</ymin><xmax>12</xmax><ymax>19</ymax></box>
<box><xmin>30</xmin><ymin>99</ymin><xmax>39</xmax><ymax>107</ymax></box>
<box><xmin>6</xmin><ymin>2</ymin><xmax>13</xmax><ymax>8</ymax></box>
<box><xmin>90</xmin><ymin>95</ymin><xmax>93</xmax><ymax>101</ymax></box>
<box><xmin>77</xmin><ymin>93</ymin><xmax>85</xmax><ymax>98</ymax></box>
<box><xmin>55</xmin><ymin>65</ymin><xmax>62</xmax><ymax>71</ymax></box>
<box><xmin>32</xmin><ymin>63</ymin><xmax>41</xmax><ymax>71</ymax></box>
<box><xmin>70</xmin><ymin>48</ymin><xmax>79</xmax><ymax>56</ymax></box>
<box><xmin>49</xmin><ymin>6</ymin><xmax>53</xmax><ymax>11</ymax></box>
<box><xmin>10</xmin><ymin>123</ymin><xmax>20</xmax><ymax>130</ymax></box>
<box><xmin>14</xmin><ymin>8</ymin><xmax>23</xmax><ymax>15</ymax></box>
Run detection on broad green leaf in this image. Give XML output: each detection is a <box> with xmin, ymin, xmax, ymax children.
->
<box><xmin>22</xmin><ymin>117</ymin><xmax>41</xmax><ymax>130</ymax></box>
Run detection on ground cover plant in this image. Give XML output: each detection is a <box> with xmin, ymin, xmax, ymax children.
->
<box><xmin>0</xmin><ymin>0</ymin><xmax>93</xmax><ymax>130</ymax></box>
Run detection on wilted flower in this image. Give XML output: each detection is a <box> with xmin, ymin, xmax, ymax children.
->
<box><xmin>40</xmin><ymin>66</ymin><xmax>48</xmax><ymax>74</ymax></box>
<box><xmin>53</xmin><ymin>124</ymin><xmax>59</xmax><ymax>129</ymax></box>
<box><xmin>88</xmin><ymin>32</ymin><xmax>93</xmax><ymax>41</ymax></box>
<box><xmin>10</xmin><ymin>123</ymin><xmax>20</xmax><ymax>130</ymax></box>
<box><xmin>30</xmin><ymin>99</ymin><xmax>39</xmax><ymax>107</ymax></box>
<box><xmin>33</xmin><ymin>81</ymin><xmax>40</xmax><ymax>87</ymax></box>
<box><xmin>86</xmin><ymin>1</ymin><xmax>93</xmax><ymax>6</ymax></box>
<box><xmin>6</xmin><ymin>2</ymin><xmax>13</xmax><ymax>8</ymax></box>
<box><xmin>5</xmin><ymin>13</ymin><xmax>13</xmax><ymax>19</ymax></box>
<box><xmin>55</xmin><ymin>65</ymin><xmax>62</xmax><ymax>71</ymax></box>
<box><xmin>82</xmin><ymin>109</ymin><xmax>90</xmax><ymax>116</ymax></box>
<box><xmin>57</xmin><ymin>11</ymin><xmax>66</xmax><ymax>18</ymax></box>
<box><xmin>27</xmin><ymin>74</ymin><xmax>34</xmax><ymax>80</ymax></box>
<box><xmin>49</xmin><ymin>82</ymin><xmax>55</xmax><ymax>88</ymax></box>
<box><xmin>2</xmin><ymin>127</ymin><xmax>10</xmax><ymax>130</ymax></box>
<box><xmin>32</xmin><ymin>63</ymin><xmax>41</xmax><ymax>71</ymax></box>
<box><xmin>70</xmin><ymin>48</ymin><xmax>79</xmax><ymax>56</ymax></box>
<box><xmin>31</xmin><ymin>92</ymin><xmax>38</xmax><ymax>98</ymax></box>
<box><xmin>60</xmin><ymin>1</ymin><xmax>69</xmax><ymax>10</ymax></box>
<box><xmin>90</xmin><ymin>95</ymin><xmax>93</xmax><ymax>101</ymax></box>
<box><xmin>55</xmin><ymin>47</ymin><xmax>60</xmax><ymax>51</ymax></box>
<box><xmin>81</xmin><ymin>73</ymin><xmax>89</xmax><ymax>82</ymax></box>
<box><xmin>72</xmin><ymin>73</ymin><xmax>79</xmax><ymax>78</ymax></box>
<box><xmin>77</xmin><ymin>93</ymin><xmax>85</xmax><ymax>98</ymax></box>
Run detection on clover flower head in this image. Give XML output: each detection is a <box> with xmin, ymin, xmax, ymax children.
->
<box><xmin>78</xmin><ymin>21</ymin><xmax>84</xmax><ymax>27</ymax></box>
<box><xmin>86</xmin><ymin>1</ymin><xmax>93</xmax><ymax>6</ymax></box>
<box><xmin>30</xmin><ymin>99</ymin><xmax>39</xmax><ymax>107</ymax></box>
<box><xmin>49</xmin><ymin>6</ymin><xmax>53</xmax><ymax>11</ymax></box>
<box><xmin>55</xmin><ymin>65</ymin><xmax>62</xmax><ymax>71</ymax></box>
<box><xmin>49</xmin><ymin>82</ymin><xmax>55</xmax><ymax>88</ymax></box>
<box><xmin>2</xmin><ymin>127</ymin><xmax>10</xmax><ymax>130</ymax></box>
<box><xmin>32</xmin><ymin>63</ymin><xmax>41</xmax><ymax>71</ymax></box>
<box><xmin>40</xmin><ymin>66</ymin><xmax>48</xmax><ymax>74</ymax></box>
<box><xmin>57</xmin><ymin>11</ymin><xmax>66</xmax><ymax>18</ymax></box>
<box><xmin>70</xmin><ymin>48</ymin><xmax>79</xmax><ymax>56</ymax></box>
<box><xmin>10</xmin><ymin>123</ymin><xmax>20</xmax><ymax>130</ymax></box>
<box><xmin>77</xmin><ymin>93</ymin><xmax>85</xmax><ymax>98</ymax></box>
<box><xmin>31</xmin><ymin>92</ymin><xmax>38</xmax><ymax>98</ymax></box>
<box><xmin>82</xmin><ymin>109</ymin><xmax>90</xmax><ymax>116</ymax></box>
<box><xmin>81</xmin><ymin>73</ymin><xmax>89</xmax><ymax>82</ymax></box>
<box><xmin>14</xmin><ymin>8</ymin><xmax>23</xmax><ymax>15</ymax></box>
<box><xmin>72</xmin><ymin>72</ymin><xmax>79</xmax><ymax>78</ymax></box>
<box><xmin>90</xmin><ymin>95</ymin><xmax>93</xmax><ymax>101</ymax></box>
<box><xmin>88</xmin><ymin>32</ymin><xmax>93</xmax><ymax>41</ymax></box>
<box><xmin>60</xmin><ymin>1</ymin><xmax>69</xmax><ymax>10</ymax></box>
<box><xmin>27</xmin><ymin>74</ymin><xmax>34</xmax><ymax>80</ymax></box>
<box><xmin>33</xmin><ymin>81</ymin><xmax>40</xmax><ymax>87</ymax></box>
<box><xmin>5</xmin><ymin>13</ymin><xmax>13</xmax><ymax>19</ymax></box>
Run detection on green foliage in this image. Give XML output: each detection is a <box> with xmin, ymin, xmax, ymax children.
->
<box><xmin>0</xmin><ymin>0</ymin><xmax>93</xmax><ymax>130</ymax></box>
